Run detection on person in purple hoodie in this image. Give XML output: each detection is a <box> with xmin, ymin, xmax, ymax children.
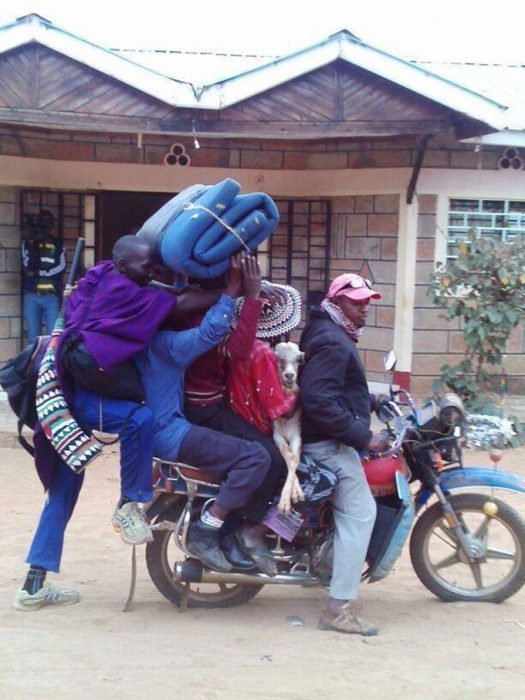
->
<box><xmin>14</xmin><ymin>235</ymin><xmax>219</xmax><ymax>611</ymax></box>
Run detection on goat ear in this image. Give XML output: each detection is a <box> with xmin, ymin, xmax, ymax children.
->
<box><xmin>299</xmin><ymin>352</ymin><xmax>306</xmax><ymax>365</ymax></box>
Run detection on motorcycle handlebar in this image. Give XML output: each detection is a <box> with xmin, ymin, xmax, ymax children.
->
<box><xmin>392</xmin><ymin>387</ymin><xmax>416</xmax><ymax>409</ymax></box>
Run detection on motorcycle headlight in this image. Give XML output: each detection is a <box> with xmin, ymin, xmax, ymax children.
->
<box><xmin>439</xmin><ymin>393</ymin><xmax>464</xmax><ymax>427</ymax></box>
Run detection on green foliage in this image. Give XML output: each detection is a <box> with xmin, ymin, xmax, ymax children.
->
<box><xmin>429</xmin><ymin>231</ymin><xmax>525</xmax><ymax>409</ymax></box>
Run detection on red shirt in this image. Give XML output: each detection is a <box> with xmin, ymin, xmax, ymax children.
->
<box><xmin>184</xmin><ymin>296</ymin><xmax>263</xmax><ymax>406</ymax></box>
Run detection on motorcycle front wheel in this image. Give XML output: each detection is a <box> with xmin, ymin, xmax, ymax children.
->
<box><xmin>410</xmin><ymin>493</ymin><xmax>525</xmax><ymax>603</ymax></box>
<box><xmin>146</xmin><ymin>504</ymin><xmax>264</xmax><ymax>609</ymax></box>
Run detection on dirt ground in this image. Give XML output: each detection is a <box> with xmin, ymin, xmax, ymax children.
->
<box><xmin>1</xmin><ymin>444</ymin><xmax>525</xmax><ymax>700</ymax></box>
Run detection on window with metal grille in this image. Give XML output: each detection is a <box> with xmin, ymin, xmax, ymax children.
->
<box><xmin>447</xmin><ymin>198</ymin><xmax>525</xmax><ymax>261</ymax></box>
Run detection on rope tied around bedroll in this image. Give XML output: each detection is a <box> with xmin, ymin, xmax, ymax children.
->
<box><xmin>136</xmin><ymin>178</ymin><xmax>279</xmax><ymax>279</ymax></box>
<box><xmin>183</xmin><ymin>201</ymin><xmax>252</xmax><ymax>254</ymax></box>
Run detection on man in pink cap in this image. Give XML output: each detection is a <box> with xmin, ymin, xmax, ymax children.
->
<box><xmin>299</xmin><ymin>272</ymin><xmax>389</xmax><ymax>635</ymax></box>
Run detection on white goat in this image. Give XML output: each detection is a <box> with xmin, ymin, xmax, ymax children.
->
<box><xmin>272</xmin><ymin>341</ymin><xmax>305</xmax><ymax>514</ymax></box>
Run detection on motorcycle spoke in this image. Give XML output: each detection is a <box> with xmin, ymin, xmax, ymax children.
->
<box><xmin>433</xmin><ymin>552</ymin><xmax>460</xmax><ymax>570</ymax></box>
<box><xmin>485</xmin><ymin>547</ymin><xmax>517</xmax><ymax>562</ymax></box>
<box><xmin>474</xmin><ymin>517</ymin><xmax>491</xmax><ymax>541</ymax></box>
<box><xmin>468</xmin><ymin>561</ymin><xmax>483</xmax><ymax>589</ymax></box>
<box><xmin>434</xmin><ymin>522</ymin><xmax>458</xmax><ymax>548</ymax></box>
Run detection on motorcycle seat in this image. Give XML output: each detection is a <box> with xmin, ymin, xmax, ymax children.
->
<box><xmin>179</xmin><ymin>465</ymin><xmax>222</xmax><ymax>486</ymax></box>
<box><xmin>153</xmin><ymin>459</ymin><xmax>222</xmax><ymax>486</ymax></box>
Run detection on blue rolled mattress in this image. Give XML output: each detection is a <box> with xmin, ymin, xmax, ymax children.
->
<box><xmin>136</xmin><ymin>178</ymin><xmax>279</xmax><ymax>278</ymax></box>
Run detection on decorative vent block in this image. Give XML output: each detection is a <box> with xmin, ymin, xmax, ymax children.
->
<box><xmin>498</xmin><ymin>147</ymin><xmax>523</xmax><ymax>171</ymax></box>
<box><xmin>164</xmin><ymin>143</ymin><xmax>191</xmax><ymax>167</ymax></box>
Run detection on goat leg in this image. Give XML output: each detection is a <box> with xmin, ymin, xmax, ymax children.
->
<box><xmin>278</xmin><ymin>454</ymin><xmax>304</xmax><ymax>514</ymax></box>
<box><xmin>290</xmin><ymin>474</ymin><xmax>304</xmax><ymax>503</ymax></box>
<box><xmin>278</xmin><ymin>471</ymin><xmax>296</xmax><ymax>514</ymax></box>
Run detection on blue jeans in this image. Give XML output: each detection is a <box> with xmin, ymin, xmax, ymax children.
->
<box><xmin>23</xmin><ymin>292</ymin><xmax>59</xmax><ymax>342</ymax></box>
<box><xmin>26</xmin><ymin>389</ymin><xmax>154</xmax><ymax>572</ymax></box>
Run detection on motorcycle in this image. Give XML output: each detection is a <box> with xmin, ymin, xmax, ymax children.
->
<box><xmin>144</xmin><ymin>367</ymin><xmax>525</xmax><ymax>609</ymax></box>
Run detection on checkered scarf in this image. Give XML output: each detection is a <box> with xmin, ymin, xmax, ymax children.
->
<box><xmin>321</xmin><ymin>299</ymin><xmax>362</xmax><ymax>341</ymax></box>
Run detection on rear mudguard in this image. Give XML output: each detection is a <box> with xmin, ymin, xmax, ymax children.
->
<box><xmin>439</xmin><ymin>467</ymin><xmax>525</xmax><ymax>496</ymax></box>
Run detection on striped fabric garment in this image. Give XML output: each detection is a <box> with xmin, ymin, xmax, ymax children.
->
<box><xmin>227</xmin><ymin>340</ymin><xmax>297</xmax><ymax>435</ymax></box>
<box><xmin>35</xmin><ymin>316</ymin><xmax>101</xmax><ymax>473</ymax></box>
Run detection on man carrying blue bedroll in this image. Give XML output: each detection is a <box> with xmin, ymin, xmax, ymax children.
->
<box><xmin>135</xmin><ymin>253</ymin><xmax>273</xmax><ymax>573</ymax></box>
<box><xmin>14</xmin><ymin>236</ymin><xmax>219</xmax><ymax>611</ymax></box>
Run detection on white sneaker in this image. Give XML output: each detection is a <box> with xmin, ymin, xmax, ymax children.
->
<box><xmin>112</xmin><ymin>501</ymin><xmax>153</xmax><ymax>545</ymax></box>
<box><xmin>14</xmin><ymin>583</ymin><xmax>80</xmax><ymax>611</ymax></box>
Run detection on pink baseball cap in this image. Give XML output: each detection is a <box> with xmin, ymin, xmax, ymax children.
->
<box><xmin>326</xmin><ymin>273</ymin><xmax>382</xmax><ymax>302</ymax></box>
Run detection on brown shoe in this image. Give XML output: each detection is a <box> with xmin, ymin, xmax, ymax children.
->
<box><xmin>319</xmin><ymin>602</ymin><xmax>378</xmax><ymax>636</ymax></box>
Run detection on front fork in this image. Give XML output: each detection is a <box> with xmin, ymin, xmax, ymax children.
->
<box><xmin>431</xmin><ymin>483</ymin><xmax>481</xmax><ymax>560</ymax></box>
<box><xmin>417</xmin><ymin>448</ymin><xmax>481</xmax><ymax>561</ymax></box>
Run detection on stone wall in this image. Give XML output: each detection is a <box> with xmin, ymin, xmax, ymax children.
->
<box><xmin>330</xmin><ymin>195</ymin><xmax>398</xmax><ymax>384</ymax></box>
<box><xmin>411</xmin><ymin>195</ymin><xmax>525</xmax><ymax>396</ymax></box>
<box><xmin>1</xmin><ymin>124</ymin><xmax>523</xmax><ymax>395</ymax></box>
<box><xmin>0</xmin><ymin>186</ymin><xmax>20</xmax><ymax>363</ymax></box>
<box><xmin>0</xmin><ymin>126</ymin><xmax>504</xmax><ymax>170</ymax></box>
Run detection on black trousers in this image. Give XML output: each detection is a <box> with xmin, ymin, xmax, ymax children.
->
<box><xmin>185</xmin><ymin>400</ymin><xmax>286</xmax><ymax>525</ymax></box>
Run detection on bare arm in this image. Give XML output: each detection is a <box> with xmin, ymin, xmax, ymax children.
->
<box><xmin>170</xmin><ymin>289</ymin><xmax>222</xmax><ymax>318</ymax></box>
<box><xmin>223</xmin><ymin>255</ymin><xmax>263</xmax><ymax>360</ymax></box>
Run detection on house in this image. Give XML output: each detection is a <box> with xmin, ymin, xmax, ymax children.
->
<box><xmin>0</xmin><ymin>13</ymin><xmax>524</xmax><ymax>396</ymax></box>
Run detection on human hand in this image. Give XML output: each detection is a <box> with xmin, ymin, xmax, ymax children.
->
<box><xmin>224</xmin><ymin>252</ymin><xmax>243</xmax><ymax>297</ymax></box>
<box><xmin>371</xmin><ymin>393</ymin><xmax>390</xmax><ymax>414</ymax></box>
<box><xmin>241</xmin><ymin>254</ymin><xmax>261</xmax><ymax>299</ymax></box>
<box><xmin>260</xmin><ymin>281</ymin><xmax>286</xmax><ymax>308</ymax></box>
<box><xmin>367</xmin><ymin>433</ymin><xmax>391</xmax><ymax>454</ymax></box>
<box><xmin>63</xmin><ymin>283</ymin><xmax>77</xmax><ymax>298</ymax></box>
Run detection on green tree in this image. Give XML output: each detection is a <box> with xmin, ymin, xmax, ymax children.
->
<box><xmin>429</xmin><ymin>231</ymin><xmax>525</xmax><ymax>410</ymax></box>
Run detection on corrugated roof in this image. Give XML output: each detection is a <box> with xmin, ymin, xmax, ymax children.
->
<box><xmin>110</xmin><ymin>47</ymin><xmax>524</xmax><ymax>129</ymax></box>
<box><xmin>0</xmin><ymin>15</ymin><xmax>512</xmax><ymax>130</ymax></box>
<box><xmin>110</xmin><ymin>48</ymin><xmax>279</xmax><ymax>84</ymax></box>
<box><xmin>412</xmin><ymin>61</ymin><xmax>525</xmax><ymax>130</ymax></box>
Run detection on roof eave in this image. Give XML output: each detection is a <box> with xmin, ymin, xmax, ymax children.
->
<box><xmin>462</xmin><ymin>129</ymin><xmax>525</xmax><ymax>147</ymax></box>
<box><xmin>0</xmin><ymin>16</ymin><xmax>198</xmax><ymax>108</ymax></box>
<box><xmin>195</xmin><ymin>40</ymin><xmax>341</xmax><ymax>109</ymax></box>
<box><xmin>193</xmin><ymin>32</ymin><xmax>508</xmax><ymax>131</ymax></box>
<box><xmin>339</xmin><ymin>40</ymin><xmax>507</xmax><ymax>131</ymax></box>
<box><xmin>0</xmin><ymin>17</ymin><xmax>509</xmax><ymax>133</ymax></box>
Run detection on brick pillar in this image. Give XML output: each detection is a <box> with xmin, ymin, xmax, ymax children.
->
<box><xmin>393</xmin><ymin>196</ymin><xmax>418</xmax><ymax>387</ymax></box>
<box><xmin>0</xmin><ymin>187</ymin><xmax>20</xmax><ymax>363</ymax></box>
<box><xmin>330</xmin><ymin>194</ymin><xmax>398</xmax><ymax>384</ymax></box>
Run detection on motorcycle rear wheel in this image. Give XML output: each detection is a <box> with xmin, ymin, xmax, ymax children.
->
<box><xmin>146</xmin><ymin>504</ymin><xmax>264</xmax><ymax>609</ymax></box>
<box><xmin>410</xmin><ymin>493</ymin><xmax>525</xmax><ymax>603</ymax></box>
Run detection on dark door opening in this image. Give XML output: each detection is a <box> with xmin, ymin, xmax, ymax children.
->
<box><xmin>96</xmin><ymin>191</ymin><xmax>173</xmax><ymax>261</ymax></box>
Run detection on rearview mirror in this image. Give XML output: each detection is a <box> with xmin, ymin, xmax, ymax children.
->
<box><xmin>384</xmin><ymin>350</ymin><xmax>397</xmax><ymax>372</ymax></box>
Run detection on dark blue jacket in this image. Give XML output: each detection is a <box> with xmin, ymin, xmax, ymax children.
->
<box><xmin>299</xmin><ymin>307</ymin><xmax>372</xmax><ymax>451</ymax></box>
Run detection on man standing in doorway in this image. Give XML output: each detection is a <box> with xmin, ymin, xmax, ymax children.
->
<box><xmin>299</xmin><ymin>273</ymin><xmax>389</xmax><ymax>636</ymax></box>
<box><xmin>21</xmin><ymin>210</ymin><xmax>66</xmax><ymax>342</ymax></box>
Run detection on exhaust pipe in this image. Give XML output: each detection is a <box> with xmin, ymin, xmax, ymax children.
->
<box><xmin>174</xmin><ymin>559</ymin><xmax>319</xmax><ymax>586</ymax></box>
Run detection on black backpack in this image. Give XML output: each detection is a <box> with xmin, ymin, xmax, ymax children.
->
<box><xmin>0</xmin><ymin>335</ymin><xmax>50</xmax><ymax>455</ymax></box>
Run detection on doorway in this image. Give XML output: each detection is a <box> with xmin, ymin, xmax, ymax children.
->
<box><xmin>96</xmin><ymin>191</ymin><xmax>173</xmax><ymax>261</ymax></box>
